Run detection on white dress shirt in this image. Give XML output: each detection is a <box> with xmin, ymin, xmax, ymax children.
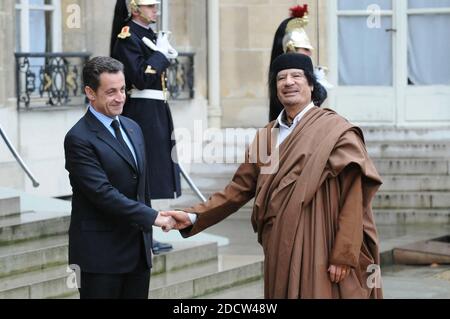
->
<box><xmin>275</xmin><ymin>102</ymin><xmax>316</xmax><ymax>147</ymax></box>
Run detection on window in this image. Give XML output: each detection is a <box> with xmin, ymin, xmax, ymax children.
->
<box><xmin>337</xmin><ymin>0</ymin><xmax>393</xmax><ymax>86</ymax></box>
<box><xmin>407</xmin><ymin>0</ymin><xmax>450</xmax><ymax>85</ymax></box>
<box><xmin>15</xmin><ymin>0</ymin><xmax>62</xmax><ymax>53</ymax></box>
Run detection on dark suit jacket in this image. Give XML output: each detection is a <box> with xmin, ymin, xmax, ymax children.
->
<box><xmin>64</xmin><ymin>110</ymin><xmax>158</xmax><ymax>274</ymax></box>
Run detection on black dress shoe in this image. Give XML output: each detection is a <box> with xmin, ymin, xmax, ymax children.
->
<box><xmin>152</xmin><ymin>240</ymin><xmax>173</xmax><ymax>254</ymax></box>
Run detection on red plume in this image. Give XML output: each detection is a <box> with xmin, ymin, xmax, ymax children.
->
<box><xmin>289</xmin><ymin>4</ymin><xmax>309</xmax><ymax>18</ymax></box>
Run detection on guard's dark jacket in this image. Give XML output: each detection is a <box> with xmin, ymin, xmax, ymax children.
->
<box><xmin>112</xmin><ymin>21</ymin><xmax>181</xmax><ymax>199</ymax></box>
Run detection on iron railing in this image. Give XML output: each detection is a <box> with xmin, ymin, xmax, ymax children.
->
<box><xmin>14</xmin><ymin>52</ymin><xmax>195</xmax><ymax>110</ymax></box>
<box><xmin>14</xmin><ymin>52</ymin><xmax>91</xmax><ymax>110</ymax></box>
<box><xmin>167</xmin><ymin>52</ymin><xmax>195</xmax><ymax>100</ymax></box>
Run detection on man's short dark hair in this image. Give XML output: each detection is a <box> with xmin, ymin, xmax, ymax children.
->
<box><xmin>83</xmin><ymin>56</ymin><xmax>124</xmax><ymax>92</ymax></box>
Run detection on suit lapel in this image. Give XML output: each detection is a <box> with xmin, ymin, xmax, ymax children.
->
<box><xmin>84</xmin><ymin>111</ymin><xmax>138</xmax><ymax>173</ymax></box>
<box><xmin>120</xmin><ymin>116</ymin><xmax>144</xmax><ymax>175</ymax></box>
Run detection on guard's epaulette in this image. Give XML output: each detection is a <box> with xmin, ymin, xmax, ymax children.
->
<box><xmin>118</xmin><ymin>26</ymin><xmax>131</xmax><ymax>39</ymax></box>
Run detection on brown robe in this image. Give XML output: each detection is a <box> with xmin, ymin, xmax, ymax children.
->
<box><xmin>183</xmin><ymin>107</ymin><xmax>383</xmax><ymax>299</ymax></box>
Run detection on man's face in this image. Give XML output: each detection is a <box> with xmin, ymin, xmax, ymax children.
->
<box><xmin>276</xmin><ymin>68</ymin><xmax>313</xmax><ymax>108</ymax></box>
<box><xmin>135</xmin><ymin>4</ymin><xmax>158</xmax><ymax>24</ymax></box>
<box><xmin>86</xmin><ymin>72</ymin><xmax>126</xmax><ymax>118</ymax></box>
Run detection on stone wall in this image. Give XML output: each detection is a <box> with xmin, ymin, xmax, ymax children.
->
<box><xmin>219</xmin><ymin>0</ymin><xmax>320</xmax><ymax>128</ymax></box>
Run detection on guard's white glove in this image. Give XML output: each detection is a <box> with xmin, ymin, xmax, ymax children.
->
<box><xmin>314</xmin><ymin>66</ymin><xmax>334</xmax><ymax>89</ymax></box>
<box><xmin>157</xmin><ymin>32</ymin><xmax>178</xmax><ymax>59</ymax></box>
<box><xmin>142</xmin><ymin>36</ymin><xmax>169</xmax><ymax>59</ymax></box>
<box><xmin>142</xmin><ymin>34</ymin><xmax>178</xmax><ymax>60</ymax></box>
<box><xmin>142</xmin><ymin>36</ymin><xmax>158</xmax><ymax>51</ymax></box>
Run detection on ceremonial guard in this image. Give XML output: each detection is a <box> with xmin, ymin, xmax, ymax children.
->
<box><xmin>111</xmin><ymin>0</ymin><xmax>180</xmax><ymax>253</ymax></box>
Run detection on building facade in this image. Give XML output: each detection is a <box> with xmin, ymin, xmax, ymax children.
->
<box><xmin>1</xmin><ymin>0</ymin><xmax>449</xmax><ymax>197</ymax></box>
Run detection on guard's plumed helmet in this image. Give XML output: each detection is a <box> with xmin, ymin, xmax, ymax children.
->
<box><xmin>128</xmin><ymin>0</ymin><xmax>160</xmax><ymax>13</ymax></box>
<box><xmin>282</xmin><ymin>5</ymin><xmax>314</xmax><ymax>53</ymax></box>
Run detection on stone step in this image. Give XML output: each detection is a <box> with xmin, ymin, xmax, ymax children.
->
<box><xmin>374</xmin><ymin>209</ymin><xmax>450</xmax><ymax>225</ymax></box>
<box><xmin>177</xmin><ymin>190</ymin><xmax>450</xmax><ymax>210</ymax></box>
<box><xmin>0</xmin><ymin>190</ymin><xmax>21</xmax><ymax>218</ymax></box>
<box><xmin>0</xmin><ymin>241</ymin><xmax>221</xmax><ymax>299</ymax></box>
<box><xmin>0</xmin><ymin>232</ymin><xmax>218</xmax><ymax>279</ymax></box>
<box><xmin>0</xmin><ymin>189</ymin><xmax>71</xmax><ymax>246</ymax></box>
<box><xmin>199</xmin><ymin>278</ymin><xmax>264</xmax><ymax>299</ymax></box>
<box><xmin>380</xmin><ymin>175</ymin><xmax>450</xmax><ymax>192</ymax></box>
<box><xmin>360</xmin><ymin>127</ymin><xmax>450</xmax><ymax>142</ymax></box>
<box><xmin>186</xmin><ymin>159</ymin><xmax>450</xmax><ymax>178</ymax></box>
<box><xmin>193</xmin><ymin>141</ymin><xmax>450</xmax><ymax>163</ymax></box>
<box><xmin>149</xmin><ymin>255</ymin><xmax>263</xmax><ymax>299</ymax></box>
<box><xmin>207</xmin><ymin>127</ymin><xmax>450</xmax><ymax>143</ymax></box>
<box><xmin>0</xmin><ymin>235</ymin><xmax>67</xmax><ymax>278</ymax></box>
<box><xmin>373</xmin><ymin>159</ymin><xmax>449</xmax><ymax>175</ymax></box>
<box><xmin>4</xmin><ymin>254</ymin><xmax>263</xmax><ymax>299</ymax></box>
<box><xmin>373</xmin><ymin>192</ymin><xmax>450</xmax><ymax>209</ymax></box>
<box><xmin>151</xmin><ymin>241</ymin><xmax>218</xmax><ymax>275</ymax></box>
<box><xmin>182</xmin><ymin>177</ymin><xmax>450</xmax><ymax>196</ymax></box>
<box><xmin>0</xmin><ymin>212</ymin><xmax>70</xmax><ymax>246</ymax></box>
<box><xmin>0</xmin><ymin>264</ymin><xmax>69</xmax><ymax>299</ymax></box>
<box><xmin>366</xmin><ymin>142</ymin><xmax>450</xmax><ymax>159</ymax></box>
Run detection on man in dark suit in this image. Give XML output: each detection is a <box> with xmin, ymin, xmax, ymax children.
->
<box><xmin>64</xmin><ymin>56</ymin><xmax>175</xmax><ymax>299</ymax></box>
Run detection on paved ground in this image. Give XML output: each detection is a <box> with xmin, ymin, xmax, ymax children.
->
<box><xmin>204</xmin><ymin>218</ymin><xmax>450</xmax><ymax>299</ymax></box>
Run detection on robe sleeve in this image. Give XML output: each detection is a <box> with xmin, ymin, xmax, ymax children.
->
<box><xmin>329</xmin><ymin>164</ymin><xmax>364</xmax><ymax>268</ymax></box>
<box><xmin>180</xmin><ymin>153</ymin><xmax>259</xmax><ymax>237</ymax></box>
<box><xmin>326</xmin><ymin>129</ymin><xmax>374</xmax><ymax>268</ymax></box>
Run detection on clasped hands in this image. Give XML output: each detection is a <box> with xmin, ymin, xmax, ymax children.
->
<box><xmin>154</xmin><ymin>210</ymin><xmax>192</xmax><ymax>233</ymax></box>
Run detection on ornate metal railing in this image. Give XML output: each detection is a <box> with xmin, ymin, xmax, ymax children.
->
<box><xmin>15</xmin><ymin>52</ymin><xmax>91</xmax><ymax>110</ymax></box>
<box><xmin>167</xmin><ymin>52</ymin><xmax>195</xmax><ymax>100</ymax></box>
<box><xmin>15</xmin><ymin>51</ymin><xmax>194</xmax><ymax>110</ymax></box>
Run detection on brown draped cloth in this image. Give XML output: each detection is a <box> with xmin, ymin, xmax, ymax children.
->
<box><xmin>182</xmin><ymin>107</ymin><xmax>383</xmax><ymax>299</ymax></box>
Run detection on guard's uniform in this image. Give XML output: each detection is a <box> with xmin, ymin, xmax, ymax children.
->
<box><xmin>112</xmin><ymin>21</ymin><xmax>181</xmax><ymax>199</ymax></box>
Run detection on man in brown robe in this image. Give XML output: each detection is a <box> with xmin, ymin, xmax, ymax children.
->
<box><xmin>163</xmin><ymin>53</ymin><xmax>383</xmax><ymax>299</ymax></box>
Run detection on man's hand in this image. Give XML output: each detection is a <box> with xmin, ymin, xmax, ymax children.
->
<box><xmin>328</xmin><ymin>264</ymin><xmax>351</xmax><ymax>283</ymax></box>
<box><xmin>154</xmin><ymin>212</ymin><xmax>176</xmax><ymax>232</ymax></box>
<box><xmin>160</xmin><ymin>211</ymin><xmax>192</xmax><ymax>230</ymax></box>
<box><xmin>142</xmin><ymin>36</ymin><xmax>170</xmax><ymax>59</ymax></box>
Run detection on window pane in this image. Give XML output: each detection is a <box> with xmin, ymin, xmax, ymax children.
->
<box><xmin>29</xmin><ymin>0</ymin><xmax>45</xmax><ymax>5</ymax></box>
<box><xmin>409</xmin><ymin>0</ymin><xmax>450</xmax><ymax>9</ymax></box>
<box><xmin>408</xmin><ymin>14</ymin><xmax>450</xmax><ymax>85</ymax></box>
<box><xmin>339</xmin><ymin>17</ymin><xmax>393</xmax><ymax>86</ymax></box>
<box><xmin>30</xmin><ymin>10</ymin><xmax>46</xmax><ymax>52</ymax></box>
<box><xmin>339</xmin><ymin>0</ymin><xmax>392</xmax><ymax>11</ymax></box>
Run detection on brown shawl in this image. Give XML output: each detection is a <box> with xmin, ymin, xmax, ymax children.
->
<box><xmin>183</xmin><ymin>107</ymin><xmax>383</xmax><ymax>299</ymax></box>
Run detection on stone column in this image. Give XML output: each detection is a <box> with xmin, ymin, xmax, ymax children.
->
<box><xmin>207</xmin><ymin>0</ymin><xmax>222</xmax><ymax>129</ymax></box>
<box><xmin>0</xmin><ymin>1</ymin><xmax>15</xmax><ymax>109</ymax></box>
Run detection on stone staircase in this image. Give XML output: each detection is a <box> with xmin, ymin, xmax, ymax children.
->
<box><xmin>172</xmin><ymin>128</ymin><xmax>450</xmax><ymax>225</ymax></box>
<box><xmin>0</xmin><ymin>188</ymin><xmax>263</xmax><ymax>299</ymax></box>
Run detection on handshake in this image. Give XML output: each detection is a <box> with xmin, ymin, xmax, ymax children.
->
<box><xmin>142</xmin><ymin>32</ymin><xmax>178</xmax><ymax>60</ymax></box>
<box><xmin>154</xmin><ymin>210</ymin><xmax>192</xmax><ymax>233</ymax></box>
